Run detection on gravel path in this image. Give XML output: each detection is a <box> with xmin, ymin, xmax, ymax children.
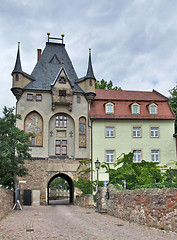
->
<box><xmin>0</xmin><ymin>205</ymin><xmax>177</xmax><ymax>240</ymax></box>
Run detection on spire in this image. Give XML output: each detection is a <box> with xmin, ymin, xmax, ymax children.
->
<box><xmin>86</xmin><ymin>48</ymin><xmax>95</xmax><ymax>79</ymax></box>
<box><xmin>12</xmin><ymin>42</ymin><xmax>22</xmax><ymax>75</ymax></box>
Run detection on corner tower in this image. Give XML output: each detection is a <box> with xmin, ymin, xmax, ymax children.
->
<box><xmin>11</xmin><ymin>42</ymin><xmax>34</xmax><ymax>101</ymax></box>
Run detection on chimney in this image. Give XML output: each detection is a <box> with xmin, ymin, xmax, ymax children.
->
<box><xmin>37</xmin><ymin>49</ymin><xmax>42</xmax><ymax>62</ymax></box>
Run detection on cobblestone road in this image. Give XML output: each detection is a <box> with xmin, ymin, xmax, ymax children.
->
<box><xmin>0</xmin><ymin>205</ymin><xmax>177</xmax><ymax>240</ymax></box>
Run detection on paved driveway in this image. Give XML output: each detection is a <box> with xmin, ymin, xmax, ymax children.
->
<box><xmin>0</xmin><ymin>205</ymin><xmax>177</xmax><ymax>240</ymax></box>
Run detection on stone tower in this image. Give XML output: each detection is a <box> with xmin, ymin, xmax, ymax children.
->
<box><xmin>11</xmin><ymin>34</ymin><xmax>96</xmax><ymax>205</ymax></box>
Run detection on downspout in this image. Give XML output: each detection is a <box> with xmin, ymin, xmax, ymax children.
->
<box><xmin>88</xmin><ymin>102</ymin><xmax>93</xmax><ymax>194</ymax></box>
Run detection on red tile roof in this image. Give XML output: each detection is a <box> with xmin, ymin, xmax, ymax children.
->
<box><xmin>90</xmin><ymin>89</ymin><xmax>175</xmax><ymax>120</ymax></box>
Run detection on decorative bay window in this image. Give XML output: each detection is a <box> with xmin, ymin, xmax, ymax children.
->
<box><xmin>56</xmin><ymin>114</ymin><xmax>67</xmax><ymax>128</ymax></box>
<box><xmin>56</xmin><ymin>140</ymin><xmax>67</xmax><ymax>155</ymax></box>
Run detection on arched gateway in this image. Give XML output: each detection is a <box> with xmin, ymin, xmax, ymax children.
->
<box><xmin>47</xmin><ymin>173</ymin><xmax>74</xmax><ymax>204</ymax></box>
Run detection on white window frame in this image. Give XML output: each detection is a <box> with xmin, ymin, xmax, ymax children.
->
<box><xmin>133</xmin><ymin>150</ymin><xmax>142</xmax><ymax>163</ymax></box>
<box><xmin>149</xmin><ymin>104</ymin><xmax>157</xmax><ymax>114</ymax></box>
<box><xmin>133</xmin><ymin>127</ymin><xmax>141</xmax><ymax>138</ymax></box>
<box><xmin>151</xmin><ymin>150</ymin><xmax>160</xmax><ymax>162</ymax></box>
<box><xmin>106</xmin><ymin>150</ymin><xmax>115</xmax><ymax>163</ymax></box>
<box><xmin>106</xmin><ymin>127</ymin><xmax>115</xmax><ymax>138</ymax></box>
<box><xmin>105</xmin><ymin>102</ymin><xmax>114</xmax><ymax>114</ymax></box>
<box><xmin>151</xmin><ymin>127</ymin><xmax>159</xmax><ymax>138</ymax></box>
<box><xmin>132</xmin><ymin>103</ymin><xmax>140</xmax><ymax>114</ymax></box>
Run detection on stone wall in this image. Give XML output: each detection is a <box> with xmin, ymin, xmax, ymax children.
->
<box><xmin>75</xmin><ymin>194</ymin><xmax>94</xmax><ymax>208</ymax></box>
<box><xmin>98</xmin><ymin>185</ymin><xmax>177</xmax><ymax>233</ymax></box>
<box><xmin>0</xmin><ymin>187</ymin><xmax>14</xmax><ymax>220</ymax></box>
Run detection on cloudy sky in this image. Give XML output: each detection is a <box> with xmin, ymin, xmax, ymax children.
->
<box><xmin>1</xmin><ymin>0</ymin><xmax>177</xmax><ymax>115</ymax></box>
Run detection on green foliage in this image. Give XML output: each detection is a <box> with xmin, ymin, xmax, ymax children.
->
<box><xmin>95</xmin><ymin>79</ymin><xmax>121</xmax><ymax>90</ymax></box>
<box><xmin>74</xmin><ymin>177</ymin><xmax>92</xmax><ymax>194</ymax></box>
<box><xmin>161</xmin><ymin>168</ymin><xmax>177</xmax><ymax>188</ymax></box>
<box><xmin>101</xmin><ymin>152</ymin><xmax>162</xmax><ymax>190</ymax></box>
<box><xmin>0</xmin><ymin>107</ymin><xmax>32</xmax><ymax>189</ymax></box>
<box><xmin>50</xmin><ymin>177</ymin><xmax>69</xmax><ymax>189</ymax></box>
<box><xmin>169</xmin><ymin>85</ymin><xmax>177</xmax><ymax>132</ymax></box>
<box><xmin>76</xmin><ymin>159</ymin><xmax>91</xmax><ymax>177</ymax></box>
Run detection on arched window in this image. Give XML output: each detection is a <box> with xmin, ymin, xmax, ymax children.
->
<box><xmin>79</xmin><ymin>117</ymin><xmax>86</xmax><ymax>148</ymax></box>
<box><xmin>25</xmin><ymin>111</ymin><xmax>43</xmax><ymax>146</ymax></box>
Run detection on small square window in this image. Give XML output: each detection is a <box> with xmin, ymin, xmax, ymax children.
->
<box><xmin>151</xmin><ymin>150</ymin><xmax>159</xmax><ymax>162</ymax></box>
<box><xmin>106</xmin><ymin>127</ymin><xmax>114</xmax><ymax>137</ymax></box>
<box><xmin>133</xmin><ymin>127</ymin><xmax>141</xmax><ymax>138</ymax></box>
<box><xmin>151</xmin><ymin>127</ymin><xmax>159</xmax><ymax>138</ymax></box>
<box><xmin>36</xmin><ymin>94</ymin><xmax>42</xmax><ymax>101</ymax></box>
<box><xmin>133</xmin><ymin>150</ymin><xmax>141</xmax><ymax>162</ymax></box>
<box><xmin>106</xmin><ymin>150</ymin><xmax>114</xmax><ymax>163</ymax></box>
<box><xmin>27</xmin><ymin>94</ymin><xmax>33</xmax><ymax>101</ymax></box>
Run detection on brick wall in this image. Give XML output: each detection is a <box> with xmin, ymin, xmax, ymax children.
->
<box><xmin>0</xmin><ymin>187</ymin><xmax>14</xmax><ymax>220</ymax></box>
<box><xmin>98</xmin><ymin>185</ymin><xmax>177</xmax><ymax>233</ymax></box>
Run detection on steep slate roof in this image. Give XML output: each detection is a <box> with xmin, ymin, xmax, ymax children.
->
<box><xmin>76</xmin><ymin>49</ymin><xmax>95</xmax><ymax>83</ymax></box>
<box><xmin>85</xmin><ymin>49</ymin><xmax>95</xmax><ymax>79</ymax></box>
<box><xmin>90</xmin><ymin>89</ymin><xmax>175</xmax><ymax>120</ymax></box>
<box><xmin>24</xmin><ymin>42</ymin><xmax>83</xmax><ymax>92</ymax></box>
<box><xmin>12</xmin><ymin>43</ymin><xmax>35</xmax><ymax>81</ymax></box>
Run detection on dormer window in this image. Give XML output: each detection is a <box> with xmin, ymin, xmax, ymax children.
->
<box><xmin>148</xmin><ymin>103</ymin><xmax>157</xmax><ymax>114</ymax></box>
<box><xmin>105</xmin><ymin>102</ymin><xmax>114</xmax><ymax>114</ymax></box>
<box><xmin>131</xmin><ymin>102</ymin><xmax>140</xmax><ymax>114</ymax></box>
<box><xmin>150</xmin><ymin>105</ymin><xmax>157</xmax><ymax>114</ymax></box>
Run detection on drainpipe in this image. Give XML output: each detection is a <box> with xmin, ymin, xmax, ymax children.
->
<box><xmin>88</xmin><ymin>102</ymin><xmax>93</xmax><ymax>194</ymax></box>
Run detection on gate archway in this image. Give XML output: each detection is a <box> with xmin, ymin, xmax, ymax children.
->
<box><xmin>47</xmin><ymin>173</ymin><xmax>74</xmax><ymax>205</ymax></box>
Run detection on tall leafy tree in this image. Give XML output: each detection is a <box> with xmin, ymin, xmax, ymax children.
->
<box><xmin>95</xmin><ymin>79</ymin><xmax>121</xmax><ymax>90</ymax></box>
<box><xmin>0</xmin><ymin>107</ymin><xmax>32</xmax><ymax>189</ymax></box>
<box><xmin>169</xmin><ymin>85</ymin><xmax>177</xmax><ymax>132</ymax></box>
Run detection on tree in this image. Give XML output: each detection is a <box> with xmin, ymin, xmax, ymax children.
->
<box><xmin>169</xmin><ymin>85</ymin><xmax>177</xmax><ymax>132</ymax></box>
<box><xmin>101</xmin><ymin>152</ymin><xmax>162</xmax><ymax>190</ymax></box>
<box><xmin>50</xmin><ymin>177</ymin><xmax>69</xmax><ymax>190</ymax></box>
<box><xmin>0</xmin><ymin>107</ymin><xmax>32</xmax><ymax>189</ymax></box>
<box><xmin>95</xmin><ymin>79</ymin><xmax>121</xmax><ymax>90</ymax></box>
